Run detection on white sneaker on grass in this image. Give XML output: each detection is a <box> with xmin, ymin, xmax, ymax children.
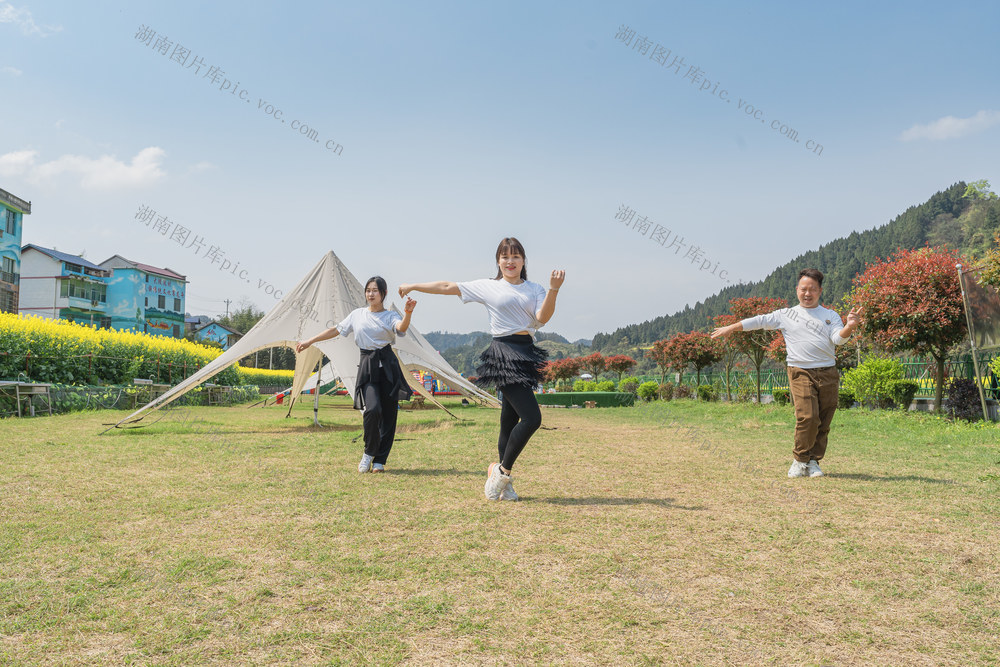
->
<box><xmin>788</xmin><ymin>460</ymin><xmax>809</xmax><ymax>478</ymax></box>
<box><xmin>806</xmin><ymin>460</ymin><xmax>823</xmax><ymax>477</ymax></box>
<box><xmin>358</xmin><ymin>453</ymin><xmax>374</xmax><ymax>473</ymax></box>
<box><xmin>489</xmin><ymin>463</ymin><xmax>519</xmax><ymax>501</ymax></box>
<box><xmin>484</xmin><ymin>462</ymin><xmax>512</xmax><ymax>501</ymax></box>
<box><xmin>372</xmin><ymin>463</ymin><xmax>385</xmax><ymax>473</ymax></box>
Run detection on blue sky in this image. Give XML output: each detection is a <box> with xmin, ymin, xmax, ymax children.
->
<box><xmin>2</xmin><ymin>0</ymin><xmax>998</xmax><ymax>341</ymax></box>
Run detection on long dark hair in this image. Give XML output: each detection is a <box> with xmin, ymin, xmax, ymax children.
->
<box><xmin>365</xmin><ymin>276</ymin><xmax>387</xmax><ymax>303</ymax></box>
<box><xmin>493</xmin><ymin>237</ymin><xmax>527</xmax><ymax>281</ymax></box>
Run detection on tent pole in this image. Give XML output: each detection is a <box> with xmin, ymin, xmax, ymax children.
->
<box><xmin>313</xmin><ymin>357</ymin><xmax>323</xmax><ymax>427</ymax></box>
<box><xmin>956</xmin><ymin>264</ymin><xmax>990</xmax><ymax>421</ymax></box>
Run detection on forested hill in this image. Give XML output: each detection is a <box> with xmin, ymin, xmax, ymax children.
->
<box><xmin>592</xmin><ymin>182</ymin><xmax>1000</xmax><ymax>352</ymax></box>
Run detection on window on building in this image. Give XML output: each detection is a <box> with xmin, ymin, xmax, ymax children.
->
<box><xmin>173</xmin><ymin>297</ymin><xmax>181</xmax><ymax>311</ymax></box>
<box><xmin>5</xmin><ymin>210</ymin><xmax>15</xmax><ymax>235</ymax></box>
<box><xmin>1</xmin><ymin>256</ymin><xmax>14</xmax><ymax>284</ymax></box>
<box><xmin>0</xmin><ymin>287</ymin><xmax>16</xmax><ymax>314</ymax></box>
<box><xmin>100</xmin><ymin>317</ymin><xmax>111</xmax><ymax>329</ymax></box>
<box><xmin>158</xmin><ymin>295</ymin><xmax>165</xmax><ymax>309</ymax></box>
<box><xmin>173</xmin><ymin>324</ymin><xmax>180</xmax><ymax>338</ymax></box>
<box><xmin>144</xmin><ymin>296</ymin><xmax>148</xmax><ymax>307</ymax></box>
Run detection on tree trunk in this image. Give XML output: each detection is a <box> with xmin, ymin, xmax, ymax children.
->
<box><xmin>755</xmin><ymin>363</ymin><xmax>763</xmax><ymax>404</ymax></box>
<box><xmin>935</xmin><ymin>353</ymin><xmax>945</xmax><ymax>413</ymax></box>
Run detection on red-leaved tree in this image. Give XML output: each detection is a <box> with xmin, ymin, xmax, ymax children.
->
<box><xmin>579</xmin><ymin>352</ymin><xmax>606</xmax><ymax>379</ymax></box>
<box><xmin>671</xmin><ymin>331</ymin><xmax>723</xmax><ymax>386</ymax></box>
<box><xmin>728</xmin><ymin>296</ymin><xmax>788</xmax><ymax>403</ymax></box>
<box><xmin>713</xmin><ymin>313</ymin><xmax>741</xmax><ymax>399</ymax></box>
<box><xmin>604</xmin><ymin>354</ymin><xmax>637</xmax><ymax>383</ymax></box>
<box><xmin>848</xmin><ymin>246</ymin><xmax>968</xmax><ymax>412</ymax></box>
<box><xmin>647</xmin><ymin>339</ymin><xmax>678</xmax><ymax>383</ymax></box>
<box><xmin>545</xmin><ymin>357</ymin><xmax>582</xmax><ymax>386</ymax></box>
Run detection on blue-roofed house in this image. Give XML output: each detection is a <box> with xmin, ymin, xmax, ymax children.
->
<box><xmin>19</xmin><ymin>244</ymin><xmax>112</xmax><ymax>327</ymax></box>
<box><xmin>192</xmin><ymin>321</ymin><xmax>242</xmax><ymax>350</ymax></box>
<box><xmin>0</xmin><ymin>186</ymin><xmax>31</xmax><ymax>314</ymax></box>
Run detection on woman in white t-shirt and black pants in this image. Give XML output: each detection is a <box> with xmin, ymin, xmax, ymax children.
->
<box><xmin>399</xmin><ymin>238</ymin><xmax>564</xmax><ymax>501</ymax></box>
<box><xmin>297</xmin><ymin>277</ymin><xmax>417</xmax><ymax>473</ymax></box>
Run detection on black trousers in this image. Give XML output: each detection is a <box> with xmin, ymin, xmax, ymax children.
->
<box><xmin>361</xmin><ymin>379</ymin><xmax>399</xmax><ymax>465</ymax></box>
<box><xmin>496</xmin><ymin>383</ymin><xmax>542</xmax><ymax>471</ymax></box>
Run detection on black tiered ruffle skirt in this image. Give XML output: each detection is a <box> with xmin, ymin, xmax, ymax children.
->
<box><xmin>474</xmin><ymin>334</ymin><xmax>548</xmax><ymax>390</ymax></box>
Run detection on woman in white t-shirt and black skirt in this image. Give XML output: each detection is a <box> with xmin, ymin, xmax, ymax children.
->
<box><xmin>399</xmin><ymin>238</ymin><xmax>564</xmax><ymax>501</ymax></box>
<box><xmin>297</xmin><ymin>277</ymin><xmax>417</xmax><ymax>473</ymax></box>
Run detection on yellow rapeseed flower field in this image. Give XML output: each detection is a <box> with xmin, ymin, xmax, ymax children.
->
<box><xmin>0</xmin><ymin>313</ymin><xmax>291</xmax><ymax>386</ymax></box>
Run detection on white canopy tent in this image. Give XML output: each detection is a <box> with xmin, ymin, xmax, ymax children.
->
<box><xmin>112</xmin><ymin>251</ymin><xmax>497</xmax><ymax>429</ymax></box>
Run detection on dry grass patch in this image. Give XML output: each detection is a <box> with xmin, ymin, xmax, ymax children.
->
<box><xmin>1</xmin><ymin>397</ymin><xmax>998</xmax><ymax>665</ymax></box>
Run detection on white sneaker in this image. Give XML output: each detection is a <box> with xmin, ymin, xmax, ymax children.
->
<box><xmin>489</xmin><ymin>463</ymin><xmax>519</xmax><ymax>501</ymax></box>
<box><xmin>484</xmin><ymin>462</ymin><xmax>512</xmax><ymax>501</ymax></box>
<box><xmin>358</xmin><ymin>453</ymin><xmax>374</xmax><ymax>473</ymax></box>
<box><xmin>372</xmin><ymin>463</ymin><xmax>385</xmax><ymax>473</ymax></box>
<box><xmin>788</xmin><ymin>460</ymin><xmax>809</xmax><ymax>478</ymax></box>
<box><xmin>806</xmin><ymin>460</ymin><xmax>823</xmax><ymax>477</ymax></box>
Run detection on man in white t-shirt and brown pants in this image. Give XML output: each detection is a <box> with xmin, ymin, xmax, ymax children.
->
<box><xmin>712</xmin><ymin>269</ymin><xmax>862</xmax><ymax>478</ymax></box>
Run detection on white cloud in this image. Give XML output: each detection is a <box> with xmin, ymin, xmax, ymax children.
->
<box><xmin>0</xmin><ymin>3</ymin><xmax>62</xmax><ymax>37</ymax></box>
<box><xmin>899</xmin><ymin>110</ymin><xmax>1000</xmax><ymax>141</ymax></box>
<box><xmin>0</xmin><ymin>147</ymin><xmax>167</xmax><ymax>190</ymax></box>
<box><xmin>1</xmin><ymin>65</ymin><xmax>22</xmax><ymax>76</ymax></box>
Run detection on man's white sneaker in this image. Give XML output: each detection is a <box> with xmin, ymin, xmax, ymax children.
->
<box><xmin>489</xmin><ymin>463</ymin><xmax>519</xmax><ymax>501</ymax></box>
<box><xmin>372</xmin><ymin>463</ymin><xmax>385</xmax><ymax>473</ymax></box>
<box><xmin>788</xmin><ymin>460</ymin><xmax>809</xmax><ymax>478</ymax></box>
<box><xmin>806</xmin><ymin>460</ymin><xmax>823</xmax><ymax>477</ymax></box>
<box><xmin>358</xmin><ymin>453</ymin><xmax>374</xmax><ymax>473</ymax></box>
<box><xmin>484</xmin><ymin>462</ymin><xmax>512</xmax><ymax>501</ymax></box>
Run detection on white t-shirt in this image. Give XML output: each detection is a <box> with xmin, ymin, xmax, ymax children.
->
<box><xmin>456</xmin><ymin>278</ymin><xmax>548</xmax><ymax>337</ymax></box>
<box><xmin>741</xmin><ymin>305</ymin><xmax>847</xmax><ymax>369</ymax></box>
<box><xmin>336</xmin><ymin>308</ymin><xmax>404</xmax><ymax>350</ymax></box>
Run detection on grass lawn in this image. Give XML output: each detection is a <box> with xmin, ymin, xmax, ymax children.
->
<box><xmin>1</xmin><ymin>396</ymin><xmax>998</xmax><ymax>665</ymax></box>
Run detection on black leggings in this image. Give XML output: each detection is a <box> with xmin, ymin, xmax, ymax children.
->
<box><xmin>496</xmin><ymin>383</ymin><xmax>542</xmax><ymax>471</ymax></box>
<box><xmin>361</xmin><ymin>380</ymin><xmax>399</xmax><ymax>465</ymax></box>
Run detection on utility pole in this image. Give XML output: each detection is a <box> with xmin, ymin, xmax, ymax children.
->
<box><xmin>223</xmin><ymin>299</ymin><xmax>232</xmax><ymax>318</ymax></box>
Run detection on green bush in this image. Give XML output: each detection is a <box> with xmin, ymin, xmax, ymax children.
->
<box><xmin>772</xmin><ymin>388</ymin><xmax>790</xmax><ymax>405</ymax></box>
<box><xmin>696</xmin><ymin>384</ymin><xmax>717</xmax><ymax>401</ymax></box>
<box><xmin>536</xmin><ymin>392</ymin><xmax>635</xmax><ymax>408</ymax></box>
<box><xmin>619</xmin><ymin>376</ymin><xmax>640</xmax><ymax>395</ymax></box>
<box><xmin>888</xmin><ymin>379</ymin><xmax>920</xmax><ymax>411</ymax></box>
<box><xmin>842</xmin><ymin>356</ymin><xmax>904</xmax><ymax>409</ymax></box>
<box><xmin>572</xmin><ymin>379</ymin><xmax>586</xmax><ymax>392</ymax></box>
<box><xmin>596</xmin><ymin>380</ymin><xmax>615</xmax><ymax>392</ymax></box>
<box><xmin>658</xmin><ymin>383</ymin><xmax>674</xmax><ymax>401</ymax></box>
<box><xmin>675</xmin><ymin>384</ymin><xmax>693</xmax><ymax>399</ymax></box>
<box><xmin>637</xmin><ymin>380</ymin><xmax>659</xmax><ymax>402</ymax></box>
<box><xmin>837</xmin><ymin>387</ymin><xmax>856</xmax><ymax>409</ymax></box>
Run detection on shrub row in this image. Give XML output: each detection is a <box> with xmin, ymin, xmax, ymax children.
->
<box><xmin>535</xmin><ymin>392</ymin><xmax>635</xmax><ymax>408</ymax></box>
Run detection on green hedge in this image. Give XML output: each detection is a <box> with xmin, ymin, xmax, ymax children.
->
<box><xmin>535</xmin><ymin>392</ymin><xmax>635</xmax><ymax>408</ymax></box>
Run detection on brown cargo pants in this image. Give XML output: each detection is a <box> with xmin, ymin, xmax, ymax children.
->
<box><xmin>787</xmin><ymin>366</ymin><xmax>840</xmax><ymax>463</ymax></box>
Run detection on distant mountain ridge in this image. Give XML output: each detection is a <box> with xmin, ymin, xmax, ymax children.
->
<box><xmin>591</xmin><ymin>182</ymin><xmax>1000</xmax><ymax>352</ymax></box>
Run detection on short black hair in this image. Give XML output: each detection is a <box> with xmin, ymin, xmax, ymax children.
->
<box><xmin>798</xmin><ymin>268</ymin><xmax>824</xmax><ymax>286</ymax></box>
<box><xmin>365</xmin><ymin>276</ymin><xmax>387</xmax><ymax>302</ymax></box>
